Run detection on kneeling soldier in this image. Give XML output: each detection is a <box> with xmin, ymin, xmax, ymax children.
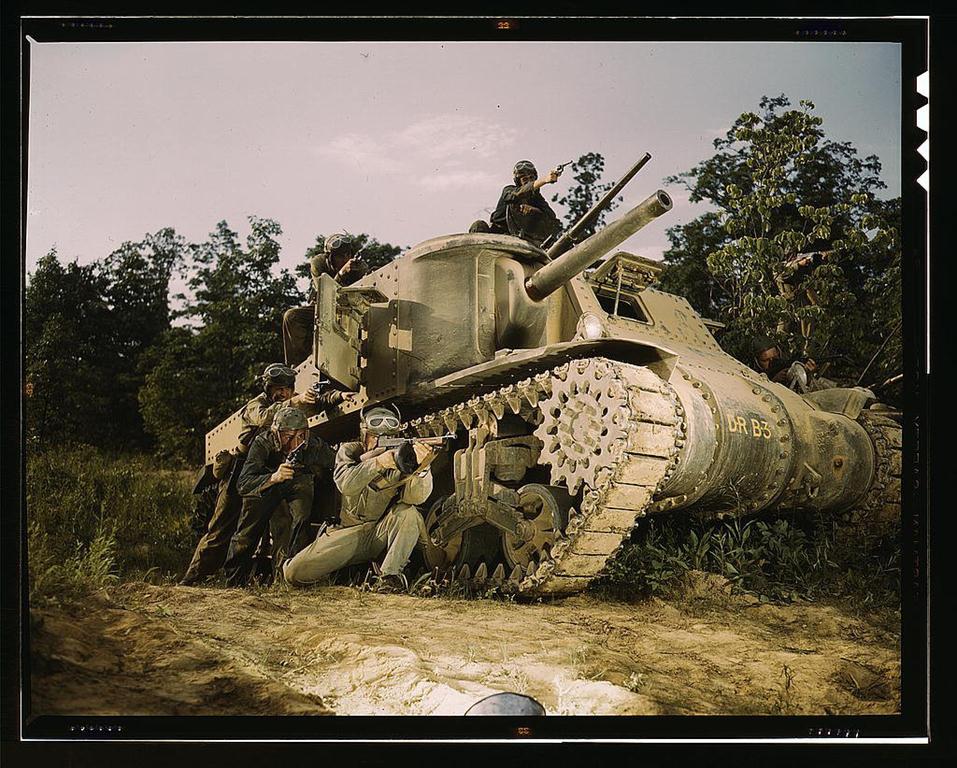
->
<box><xmin>282</xmin><ymin>406</ymin><xmax>436</xmax><ymax>593</ymax></box>
<box><xmin>223</xmin><ymin>406</ymin><xmax>335</xmax><ymax>587</ymax></box>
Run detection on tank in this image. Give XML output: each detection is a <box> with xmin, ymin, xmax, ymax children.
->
<box><xmin>207</xmin><ymin>187</ymin><xmax>902</xmax><ymax>597</ymax></box>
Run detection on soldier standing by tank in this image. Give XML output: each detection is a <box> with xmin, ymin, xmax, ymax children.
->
<box><xmin>179</xmin><ymin>364</ymin><xmax>341</xmax><ymax>586</ymax></box>
<box><xmin>282</xmin><ymin>232</ymin><xmax>370</xmax><ymax>367</ymax></box>
<box><xmin>223</xmin><ymin>406</ymin><xmax>336</xmax><ymax>588</ymax></box>
<box><xmin>470</xmin><ymin>161</ymin><xmax>563</xmax><ymax>247</ymax></box>
<box><xmin>282</xmin><ymin>406</ymin><xmax>436</xmax><ymax>593</ymax></box>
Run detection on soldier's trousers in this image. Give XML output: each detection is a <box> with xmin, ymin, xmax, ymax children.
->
<box><xmin>282</xmin><ymin>503</ymin><xmax>429</xmax><ymax>586</ymax></box>
<box><xmin>224</xmin><ymin>474</ymin><xmax>314</xmax><ymax>587</ymax></box>
<box><xmin>181</xmin><ymin>475</ymin><xmax>242</xmax><ymax>583</ymax></box>
<box><xmin>282</xmin><ymin>305</ymin><xmax>315</xmax><ymax>368</ymax></box>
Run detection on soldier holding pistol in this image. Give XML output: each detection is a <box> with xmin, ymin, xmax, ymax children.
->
<box><xmin>223</xmin><ymin>406</ymin><xmax>336</xmax><ymax>587</ymax></box>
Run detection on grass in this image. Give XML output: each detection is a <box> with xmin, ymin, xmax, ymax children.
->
<box><xmin>27</xmin><ymin>445</ymin><xmax>195</xmax><ymax>606</ymax></box>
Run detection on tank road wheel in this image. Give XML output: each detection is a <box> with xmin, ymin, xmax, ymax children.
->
<box><xmin>502</xmin><ymin>484</ymin><xmax>573</xmax><ymax>570</ymax></box>
<box><xmin>423</xmin><ymin>497</ymin><xmax>502</xmax><ymax>570</ymax></box>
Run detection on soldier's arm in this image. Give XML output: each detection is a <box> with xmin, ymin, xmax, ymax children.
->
<box><xmin>237</xmin><ymin>438</ymin><xmax>278</xmax><ymax>497</ymax></box>
<box><xmin>498</xmin><ymin>182</ymin><xmax>538</xmax><ymax>204</ymax></box>
<box><xmin>244</xmin><ymin>398</ymin><xmax>284</xmax><ymax>430</ymax></box>
<box><xmin>333</xmin><ymin>445</ymin><xmax>399</xmax><ymax>496</ymax></box>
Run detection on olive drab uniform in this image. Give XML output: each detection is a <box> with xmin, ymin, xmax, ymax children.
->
<box><xmin>282</xmin><ymin>250</ymin><xmax>370</xmax><ymax>367</ymax></box>
<box><xmin>223</xmin><ymin>430</ymin><xmax>336</xmax><ymax>587</ymax></box>
<box><xmin>282</xmin><ymin>441</ymin><xmax>431</xmax><ymax>586</ymax></box>
<box><xmin>489</xmin><ymin>180</ymin><xmax>561</xmax><ymax>246</ymax></box>
<box><xmin>180</xmin><ymin>389</ymin><xmax>342</xmax><ymax>585</ymax></box>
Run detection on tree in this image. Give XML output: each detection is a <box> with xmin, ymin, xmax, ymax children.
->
<box><xmin>550</xmin><ymin>152</ymin><xmax>623</xmax><ymax>238</ymax></box>
<box><xmin>25</xmin><ymin>249</ymin><xmax>117</xmax><ymax>449</ymax></box>
<box><xmin>100</xmin><ymin>228</ymin><xmax>186</xmax><ymax>447</ymax></box>
<box><xmin>658</xmin><ymin>95</ymin><xmax>900</xmax><ymax>391</ymax></box>
<box><xmin>140</xmin><ymin>217</ymin><xmax>307</xmax><ymax>462</ymax></box>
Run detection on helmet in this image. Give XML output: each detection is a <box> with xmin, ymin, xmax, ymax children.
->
<box><xmin>750</xmin><ymin>335</ymin><xmax>779</xmax><ymax>360</ymax></box>
<box><xmin>324</xmin><ymin>232</ymin><xmax>353</xmax><ymax>255</ymax></box>
<box><xmin>261</xmin><ymin>363</ymin><xmax>296</xmax><ymax>394</ymax></box>
<box><xmin>360</xmin><ymin>404</ymin><xmax>402</xmax><ymax>436</ymax></box>
<box><xmin>513</xmin><ymin>160</ymin><xmax>538</xmax><ymax>182</ymax></box>
<box><xmin>464</xmin><ymin>692</ymin><xmax>546</xmax><ymax>716</ymax></box>
<box><xmin>271</xmin><ymin>406</ymin><xmax>309</xmax><ymax>433</ymax></box>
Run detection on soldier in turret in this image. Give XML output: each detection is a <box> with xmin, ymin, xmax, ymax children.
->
<box><xmin>179</xmin><ymin>364</ymin><xmax>341</xmax><ymax>586</ymax></box>
<box><xmin>282</xmin><ymin>232</ymin><xmax>370</xmax><ymax>367</ymax></box>
<box><xmin>282</xmin><ymin>406</ymin><xmax>437</xmax><ymax>593</ymax></box>
<box><xmin>470</xmin><ymin>161</ymin><xmax>563</xmax><ymax>247</ymax></box>
<box><xmin>223</xmin><ymin>406</ymin><xmax>336</xmax><ymax>588</ymax></box>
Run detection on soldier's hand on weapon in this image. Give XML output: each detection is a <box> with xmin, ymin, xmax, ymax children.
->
<box><xmin>804</xmin><ymin>358</ymin><xmax>818</xmax><ymax>374</ymax></box>
<box><xmin>553</xmin><ymin>160</ymin><xmax>574</xmax><ymax>177</ymax></box>
<box><xmin>300</xmin><ymin>387</ymin><xmax>319</xmax><ymax>405</ymax></box>
<box><xmin>271</xmin><ymin>463</ymin><xmax>296</xmax><ymax>483</ymax></box>
<box><xmin>412</xmin><ymin>442</ymin><xmax>435</xmax><ymax>465</ymax></box>
<box><xmin>545</xmin><ymin>169</ymin><xmax>561</xmax><ymax>184</ymax></box>
<box><xmin>374</xmin><ymin>449</ymin><xmax>398</xmax><ymax>469</ymax></box>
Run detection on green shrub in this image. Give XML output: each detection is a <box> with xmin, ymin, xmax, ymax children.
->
<box><xmin>595</xmin><ymin>511</ymin><xmax>900</xmax><ymax>608</ymax></box>
<box><xmin>26</xmin><ymin>445</ymin><xmax>196</xmax><ymax>602</ymax></box>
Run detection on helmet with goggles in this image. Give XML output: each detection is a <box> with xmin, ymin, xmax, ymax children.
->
<box><xmin>261</xmin><ymin>363</ymin><xmax>296</xmax><ymax>394</ymax></box>
<box><xmin>512</xmin><ymin>160</ymin><xmax>538</xmax><ymax>183</ymax></box>
<box><xmin>323</xmin><ymin>232</ymin><xmax>353</xmax><ymax>255</ymax></box>
<box><xmin>360</xmin><ymin>404</ymin><xmax>402</xmax><ymax>436</ymax></box>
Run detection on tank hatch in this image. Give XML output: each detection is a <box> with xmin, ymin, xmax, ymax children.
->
<box><xmin>586</xmin><ymin>250</ymin><xmax>663</xmax><ymax>292</ymax></box>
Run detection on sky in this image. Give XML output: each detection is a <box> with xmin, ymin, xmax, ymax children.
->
<box><xmin>26</xmin><ymin>40</ymin><xmax>901</xmax><ymax>285</ymax></box>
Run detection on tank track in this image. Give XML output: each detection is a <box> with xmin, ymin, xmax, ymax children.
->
<box><xmin>409</xmin><ymin>357</ymin><xmax>683</xmax><ymax>597</ymax></box>
<box><xmin>853</xmin><ymin>410</ymin><xmax>903</xmax><ymax>531</ymax></box>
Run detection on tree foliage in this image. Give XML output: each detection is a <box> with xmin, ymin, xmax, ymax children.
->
<box><xmin>551</xmin><ymin>152</ymin><xmax>623</xmax><ymax>238</ymax></box>
<box><xmin>26</xmin><ymin>230</ymin><xmax>186</xmax><ymax>451</ymax></box>
<box><xmin>139</xmin><ymin>218</ymin><xmax>306</xmax><ymax>462</ymax></box>
<box><xmin>658</xmin><ymin>95</ymin><xmax>900</xmax><ymax>393</ymax></box>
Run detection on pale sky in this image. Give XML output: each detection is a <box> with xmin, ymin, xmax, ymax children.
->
<box><xmin>26</xmin><ymin>41</ymin><xmax>901</xmax><ymax>285</ymax></box>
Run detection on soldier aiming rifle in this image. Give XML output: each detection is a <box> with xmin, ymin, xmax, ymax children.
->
<box><xmin>283</xmin><ymin>405</ymin><xmax>451</xmax><ymax>592</ymax></box>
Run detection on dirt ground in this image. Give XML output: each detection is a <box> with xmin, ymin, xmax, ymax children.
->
<box><xmin>29</xmin><ymin>573</ymin><xmax>900</xmax><ymax>716</ymax></box>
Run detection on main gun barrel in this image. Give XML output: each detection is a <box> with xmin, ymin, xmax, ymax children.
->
<box><xmin>524</xmin><ymin>189</ymin><xmax>672</xmax><ymax>302</ymax></box>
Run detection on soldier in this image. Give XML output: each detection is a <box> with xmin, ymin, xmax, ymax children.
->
<box><xmin>470</xmin><ymin>160</ymin><xmax>563</xmax><ymax>247</ymax></box>
<box><xmin>282</xmin><ymin>406</ymin><xmax>436</xmax><ymax>593</ymax></box>
<box><xmin>179</xmin><ymin>363</ymin><xmax>341</xmax><ymax>586</ymax></box>
<box><xmin>223</xmin><ymin>406</ymin><xmax>336</xmax><ymax>588</ymax></box>
<box><xmin>750</xmin><ymin>337</ymin><xmax>830</xmax><ymax>394</ymax></box>
<box><xmin>282</xmin><ymin>232</ymin><xmax>370</xmax><ymax>367</ymax></box>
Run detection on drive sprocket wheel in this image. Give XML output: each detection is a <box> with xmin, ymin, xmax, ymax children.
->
<box><xmin>533</xmin><ymin>358</ymin><xmax>629</xmax><ymax>494</ymax></box>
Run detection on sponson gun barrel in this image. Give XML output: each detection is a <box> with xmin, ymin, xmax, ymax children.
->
<box><xmin>525</xmin><ymin>190</ymin><xmax>673</xmax><ymax>301</ymax></box>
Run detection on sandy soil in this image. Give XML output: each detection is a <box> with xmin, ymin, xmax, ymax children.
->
<box><xmin>29</xmin><ymin>573</ymin><xmax>900</xmax><ymax>716</ymax></box>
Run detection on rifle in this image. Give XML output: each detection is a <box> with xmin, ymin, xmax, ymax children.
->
<box><xmin>360</xmin><ymin>434</ymin><xmax>456</xmax><ymax>474</ymax></box>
